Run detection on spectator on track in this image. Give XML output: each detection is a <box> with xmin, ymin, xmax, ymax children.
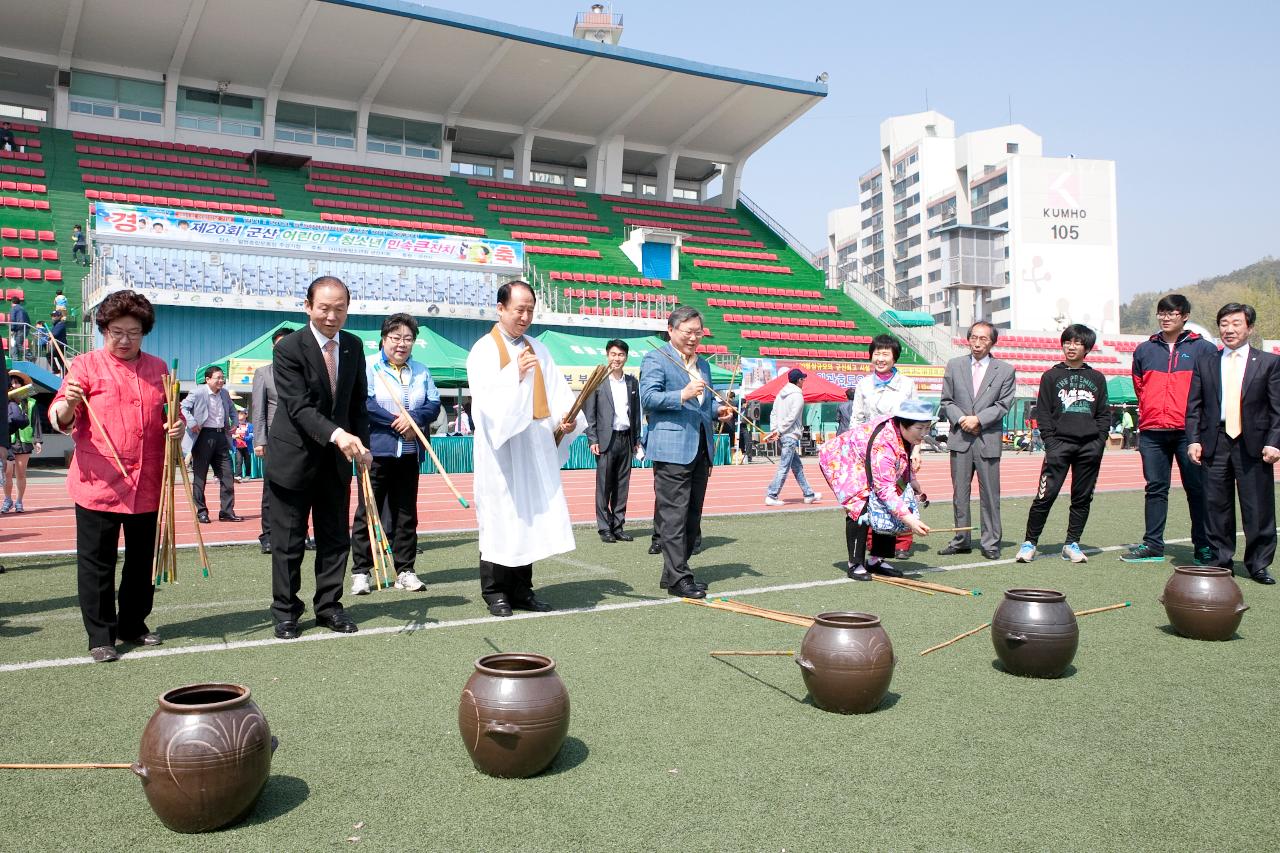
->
<box><xmin>763</xmin><ymin>368</ymin><xmax>822</xmax><ymax>507</ymax></box>
<box><xmin>4</xmin><ymin>371</ymin><xmax>42</xmax><ymax>514</ymax></box>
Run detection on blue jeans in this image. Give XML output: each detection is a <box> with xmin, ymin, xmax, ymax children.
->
<box><xmin>1138</xmin><ymin>429</ymin><xmax>1208</xmax><ymax>553</ymax></box>
<box><xmin>766</xmin><ymin>435</ymin><xmax>815</xmax><ymax>499</ymax></box>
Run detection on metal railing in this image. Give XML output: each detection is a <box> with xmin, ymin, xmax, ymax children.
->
<box><xmin>737</xmin><ymin>192</ymin><xmax>820</xmax><ymax>270</ymax></box>
<box><xmin>839</xmin><ymin>270</ymin><xmax>949</xmax><ymax>364</ymax></box>
<box><xmin>3</xmin><ymin>321</ymin><xmax>86</xmax><ymax>374</ymax></box>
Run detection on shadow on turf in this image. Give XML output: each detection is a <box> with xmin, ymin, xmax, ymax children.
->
<box><xmin>713</xmin><ymin>658</ymin><xmax>904</xmax><ymax>713</ymax></box>
<box><xmin>0</xmin><ymin>618</ymin><xmax>40</xmax><ymax>637</ymax></box>
<box><xmin>540</xmin><ymin>736</ymin><xmax>589</xmax><ymax>776</ymax></box>
<box><xmin>695</xmin><ymin>562</ymin><xmax>763</xmax><ymax>588</ymax></box>
<box><xmin>537</xmin><ymin>578</ymin><xmax>643</xmax><ymax>608</ymax></box>
<box><xmin>990</xmin><ymin>660</ymin><xmax>1078</xmax><ymax>679</ymax></box>
<box><xmin>240</xmin><ymin>775</ymin><xmax>310</xmax><ymax>827</ymax></box>
<box><xmin>1156</xmin><ymin>624</ymin><xmax>1242</xmax><ymax>641</ymax></box>
<box><xmin>0</xmin><ymin>593</ymin><xmax>80</xmax><ymax>619</ymax></box>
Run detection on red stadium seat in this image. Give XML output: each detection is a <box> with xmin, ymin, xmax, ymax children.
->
<box><xmin>44</xmin><ymin>269</ymin><xmax>62</xmax><ymax>282</ymax></box>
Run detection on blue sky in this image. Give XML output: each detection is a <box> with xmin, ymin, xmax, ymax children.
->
<box><xmin>415</xmin><ymin>1</ymin><xmax>1278</xmax><ymax>299</ymax></box>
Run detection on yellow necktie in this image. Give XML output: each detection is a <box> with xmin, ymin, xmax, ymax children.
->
<box><xmin>1224</xmin><ymin>351</ymin><xmax>1242</xmax><ymax>439</ymax></box>
<box><xmin>490</xmin><ymin>326</ymin><xmax>550</xmax><ymax>420</ymax></box>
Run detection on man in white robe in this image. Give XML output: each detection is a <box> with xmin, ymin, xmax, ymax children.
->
<box><xmin>466</xmin><ymin>280</ymin><xmax>585</xmax><ymax>616</ymax></box>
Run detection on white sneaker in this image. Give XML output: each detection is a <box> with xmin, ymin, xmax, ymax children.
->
<box><xmin>1015</xmin><ymin>541</ymin><xmax>1036</xmax><ymax>563</ymax></box>
<box><xmin>395</xmin><ymin>570</ymin><xmax>426</xmax><ymax>591</ymax></box>
<box><xmin>351</xmin><ymin>573</ymin><xmax>372</xmax><ymax>595</ymax></box>
<box><xmin>764</xmin><ymin>496</ymin><xmax>785</xmax><ymax>507</ymax></box>
<box><xmin>803</xmin><ymin>492</ymin><xmax>822</xmax><ymax>504</ymax></box>
<box><xmin>1062</xmin><ymin>542</ymin><xmax>1088</xmax><ymax>563</ymax></box>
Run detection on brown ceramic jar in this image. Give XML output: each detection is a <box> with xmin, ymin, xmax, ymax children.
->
<box><xmin>1159</xmin><ymin>566</ymin><xmax>1248</xmax><ymax>641</ymax></box>
<box><xmin>132</xmin><ymin>683</ymin><xmax>276</xmax><ymax>833</ymax></box>
<box><xmin>795</xmin><ymin>612</ymin><xmax>895</xmax><ymax>714</ymax></box>
<box><xmin>458</xmin><ymin>653</ymin><xmax>570</xmax><ymax>778</ymax></box>
<box><xmin>991</xmin><ymin>589</ymin><xmax>1078</xmax><ymax>678</ymax></box>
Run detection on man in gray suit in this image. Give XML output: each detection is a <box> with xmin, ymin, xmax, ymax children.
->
<box><xmin>584</xmin><ymin>339</ymin><xmax>642</xmax><ymax>543</ymax></box>
<box><xmin>938</xmin><ymin>321</ymin><xmax>1016</xmax><ymax>559</ymax></box>
<box><xmin>251</xmin><ymin>327</ymin><xmax>293</xmax><ymax>553</ymax></box>
<box><xmin>836</xmin><ymin>387</ymin><xmax>856</xmax><ymax>433</ymax></box>
<box><xmin>181</xmin><ymin>365</ymin><xmax>241</xmax><ymax>523</ymax></box>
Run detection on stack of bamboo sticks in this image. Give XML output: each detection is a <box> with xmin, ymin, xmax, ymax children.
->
<box><xmin>554</xmin><ymin>364</ymin><xmax>608</xmax><ymax>445</ymax></box>
<box><xmin>357</xmin><ymin>466</ymin><xmax>396</xmax><ymax>589</ymax></box>
<box><xmin>872</xmin><ymin>575</ymin><xmax>978</xmax><ymax>597</ymax></box>
<box><xmin>152</xmin><ymin>369</ymin><xmax>211</xmax><ymax>583</ymax></box>
<box><xmin>682</xmin><ymin>597</ymin><xmax>815</xmax><ymax>627</ymax></box>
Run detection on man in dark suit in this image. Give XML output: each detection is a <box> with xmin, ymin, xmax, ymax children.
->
<box><xmin>267</xmin><ymin>277</ymin><xmax>372</xmax><ymax>638</ymax></box>
<box><xmin>251</xmin><ymin>326</ymin><xmax>314</xmax><ymax>555</ymax></box>
<box><xmin>1185</xmin><ymin>303</ymin><xmax>1280</xmax><ymax>585</ymax></box>
<box><xmin>640</xmin><ymin>307</ymin><xmax>736</xmax><ymax>599</ymax></box>
<box><xmin>584</xmin><ymin>339</ymin><xmax>641</xmax><ymax>543</ymax></box>
<box><xmin>938</xmin><ymin>321</ymin><xmax>1016</xmax><ymax>559</ymax></box>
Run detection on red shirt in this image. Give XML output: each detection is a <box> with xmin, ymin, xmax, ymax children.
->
<box><xmin>50</xmin><ymin>349</ymin><xmax>174</xmax><ymax>514</ymax></box>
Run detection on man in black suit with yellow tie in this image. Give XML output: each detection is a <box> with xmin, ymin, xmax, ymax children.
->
<box><xmin>268</xmin><ymin>277</ymin><xmax>373</xmax><ymax>637</ymax></box>
<box><xmin>584</xmin><ymin>339</ymin><xmax>642</xmax><ymax>543</ymax></box>
<box><xmin>1186</xmin><ymin>302</ymin><xmax>1280</xmax><ymax>585</ymax></box>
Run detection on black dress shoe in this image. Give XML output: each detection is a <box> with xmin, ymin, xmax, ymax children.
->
<box><xmin>316</xmin><ymin>609</ymin><xmax>358</xmax><ymax>633</ymax></box>
<box><xmin>982</xmin><ymin>547</ymin><xmax>1001</xmax><ymax>560</ymax></box>
<box><xmin>867</xmin><ymin>560</ymin><xmax>904</xmax><ymax>578</ymax></box>
<box><xmin>260</xmin><ymin>541</ymin><xmax>272</xmax><ymax>555</ymax></box>
<box><xmin>614</xmin><ymin>531</ymin><xmax>634</xmax><ymax>542</ymax></box>
<box><xmin>693</xmin><ymin>580</ymin><xmax>708</xmax><ymax>592</ymax></box>
<box><xmin>273</xmin><ymin>620</ymin><xmax>301</xmax><ymax>640</ymax></box>
<box><xmin>305</xmin><ymin>538</ymin><xmax>317</xmax><ymax>551</ymax></box>
<box><xmin>197</xmin><ymin>511</ymin><xmax>211</xmax><ymax>524</ymax></box>
<box><xmin>1251</xmin><ymin>571</ymin><xmax>1277</xmax><ymax>585</ymax></box>
<box><xmin>648</xmin><ymin>542</ymin><xmax>662</xmax><ymax>555</ymax></box>
<box><xmin>599</xmin><ymin>532</ymin><xmax>617</xmax><ymax>543</ymax></box>
<box><xmin>668</xmin><ymin>578</ymin><xmax>706</xmax><ymax>599</ymax></box>
<box><xmin>124</xmin><ymin>632</ymin><xmax>163</xmax><ymax>646</ymax></box>
<box><xmin>511</xmin><ymin>593</ymin><xmax>553</xmax><ymax>612</ymax></box>
<box><xmin>219</xmin><ymin>512</ymin><xmax>245</xmax><ymax>522</ymax></box>
<box><xmin>938</xmin><ymin>543</ymin><xmax>971</xmax><ymax>556</ymax></box>
<box><xmin>486</xmin><ymin>597</ymin><xmax>513</xmax><ymax>617</ymax></box>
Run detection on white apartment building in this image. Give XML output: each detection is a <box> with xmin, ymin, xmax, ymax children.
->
<box><xmin>827</xmin><ymin>111</ymin><xmax>1119</xmax><ymax>335</ymax></box>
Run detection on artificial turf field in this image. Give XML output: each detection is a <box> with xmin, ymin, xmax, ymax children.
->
<box><xmin>1</xmin><ymin>486</ymin><xmax>1277</xmax><ymax>852</ymax></box>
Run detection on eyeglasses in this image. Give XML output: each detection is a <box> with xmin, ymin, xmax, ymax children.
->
<box><xmin>968</xmin><ymin>335</ymin><xmax>992</xmax><ymax>343</ymax></box>
<box><xmin>1156</xmin><ymin>311</ymin><xmax>1186</xmax><ymax>319</ymax></box>
<box><xmin>385</xmin><ymin>334</ymin><xmax>416</xmax><ymax>345</ymax></box>
<box><xmin>106</xmin><ymin>328</ymin><xmax>143</xmax><ymax>342</ymax></box>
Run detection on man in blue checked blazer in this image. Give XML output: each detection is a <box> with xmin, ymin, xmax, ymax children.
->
<box><xmin>640</xmin><ymin>307</ymin><xmax>736</xmax><ymax>600</ymax></box>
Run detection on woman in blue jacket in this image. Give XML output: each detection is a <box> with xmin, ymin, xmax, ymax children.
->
<box><xmin>350</xmin><ymin>313</ymin><xmax>441</xmax><ymax>595</ymax></box>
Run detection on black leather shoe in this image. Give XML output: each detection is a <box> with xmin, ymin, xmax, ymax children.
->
<box><xmin>847</xmin><ymin>564</ymin><xmax>872</xmax><ymax>581</ymax></box>
<box><xmin>316</xmin><ymin>609</ymin><xmax>358</xmax><ymax>633</ymax></box>
<box><xmin>668</xmin><ymin>578</ymin><xmax>706</xmax><ymax>599</ymax></box>
<box><xmin>693</xmin><ymin>580</ymin><xmax>708</xmax><ymax>592</ymax></box>
<box><xmin>1251</xmin><ymin>571</ymin><xmax>1277</xmax><ymax>585</ymax></box>
<box><xmin>599</xmin><ymin>532</ymin><xmax>616</xmax><ymax>543</ymax></box>
<box><xmin>511</xmin><ymin>594</ymin><xmax>553</xmax><ymax>612</ymax></box>
<box><xmin>982</xmin><ymin>547</ymin><xmax>1001</xmax><ymax>560</ymax></box>
<box><xmin>614</xmin><ymin>531</ymin><xmax>634</xmax><ymax>542</ymax></box>
<box><xmin>938</xmin><ymin>543</ymin><xmax>971</xmax><ymax>556</ymax></box>
<box><xmin>305</xmin><ymin>538</ymin><xmax>317</xmax><ymax>551</ymax></box>
<box><xmin>486</xmin><ymin>597</ymin><xmax>513</xmax><ymax>617</ymax></box>
<box><xmin>648</xmin><ymin>542</ymin><xmax>662</xmax><ymax>555</ymax></box>
<box><xmin>124</xmin><ymin>632</ymin><xmax>162</xmax><ymax>646</ymax></box>
<box><xmin>219</xmin><ymin>512</ymin><xmax>245</xmax><ymax>522</ymax></box>
<box><xmin>260</xmin><ymin>541</ymin><xmax>272</xmax><ymax>555</ymax></box>
<box><xmin>868</xmin><ymin>560</ymin><xmax>904</xmax><ymax>578</ymax></box>
<box><xmin>197</xmin><ymin>511</ymin><xmax>211</xmax><ymax>524</ymax></box>
<box><xmin>273</xmin><ymin>620</ymin><xmax>300</xmax><ymax>640</ymax></box>
<box><xmin>90</xmin><ymin>645</ymin><xmax>119</xmax><ymax>663</ymax></box>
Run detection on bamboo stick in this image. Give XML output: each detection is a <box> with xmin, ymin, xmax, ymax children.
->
<box><xmin>709</xmin><ymin>650</ymin><xmax>794</xmax><ymax>657</ymax></box>
<box><xmin>358</xmin><ymin>468</ymin><xmax>387</xmax><ymax>589</ymax></box>
<box><xmin>0</xmin><ymin>763</ymin><xmax>132</xmax><ymax>770</ymax></box>
<box><xmin>710</xmin><ymin>598</ymin><xmax>812</xmax><ymax>621</ymax></box>
<box><xmin>928</xmin><ymin>526</ymin><xmax>974</xmax><ymax>534</ymax></box>
<box><xmin>554</xmin><ymin>363</ymin><xmax>608</xmax><ymax>445</ymax></box>
<box><xmin>683</xmin><ymin>597</ymin><xmax>814</xmax><ymax>627</ymax></box>
<box><xmin>878</xmin><ymin>575</ymin><xmax>977</xmax><ymax>596</ymax></box>
<box><xmin>49</xmin><ymin>335</ymin><xmax>130</xmax><ymax>481</ymax></box>
<box><xmin>173</xmin><ymin>410</ymin><xmax>211</xmax><ymax>577</ymax></box>
<box><xmin>7</xmin><ymin>383</ymin><xmax>32</xmax><ymax>400</ymax></box>
<box><xmin>919</xmin><ymin>622</ymin><xmax>992</xmax><ymax>656</ymax></box>
<box><xmin>1075</xmin><ymin>602</ymin><xmax>1132</xmax><ymax>617</ymax></box>
<box><xmin>652</xmin><ymin>345</ymin><xmax>767</xmax><ymax>435</ymax></box>
<box><xmin>371</xmin><ymin>369</ymin><xmax>469</xmax><ymax>508</ymax></box>
<box><xmin>871</xmin><ymin>576</ymin><xmax>936</xmax><ymax>596</ymax></box>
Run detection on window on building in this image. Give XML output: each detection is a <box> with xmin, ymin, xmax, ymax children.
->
<box><xmin>943</xmin><ymin>228</ymin><xmax>1004</xmax><ymax>289</ymax></box>
<box><xmin>367</xmin><ymin>113</ymin><xmax>441</xmax><ymax>160</ymax></box>
<box><xmin>275</xmin><ymin>101</ymin><xmax>356</xmax><ymax>149</ymax></box>
<box><xmin>502</xmin><ymin>167</ymin><xmax>514</xmax><ymax>180</ymax></box>
<box><xmin>176</xmin><ymin>87</ymin><xmax>263</xmax><ymax>138</ymax></box>
<box><xmin>622</xmin><ymin>181</ymin><xmax>634</xmax><ymax>193</ymax></box>
<box><xmin>673</xmin><ymin>187</ymin><xmax>699</xmax><ymax>201</ymax></box>
<box><xmin>989</xmin><ymin>296</ymin><xmax>1011</xmax><ymax>312</ymax></box>
<box><xmin>972</xmin><ymin>197</ymin><xmax>1009</xmax><ymax>227</ymax></box>
<box><xmin>640</xmin><ymin>184</ymin><xmax>656</xmax><ymax>196</ymax></box>
<box><xmin>1006</xmin><ymin>142</ymin><xmax>1019</xmax><ymax>154</ymax></box>
<box><xmin>531</xmin><ymin>171</ymin><xmax>566</xmax><ymax>186</ymax></box>
<box><xmin>928</xmin><ymin>270</ymin><xmax>941</xmax><ymax>283</ymax></box>
<box><xmin>971</xmin><ymin>173</ymin><xmax>1008</xmax><ymax>207</ymax></box>
<box><xmin>450</xmin><ymin>161</ymin><xmax>494</xmax><ymax>177</ymax></box>
<box><xmin>0</xmin><ymin>103</ymin><xmax>47</xmax><ymax>122</ymax></box>
<box><xmin>574</xmin><ymin>176</ymin><xmax>589</xmax><ymax>189</ymax></box>
<box><xmin>69</xmin><ymin>71</ymin><xmax>163</xmax><ymax>124</ymax></box>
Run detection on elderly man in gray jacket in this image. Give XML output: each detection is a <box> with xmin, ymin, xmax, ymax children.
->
<box><xmin>764</xmin><ymin>368</ymin><xmax>821</xmax><ymax>506</ymax></box>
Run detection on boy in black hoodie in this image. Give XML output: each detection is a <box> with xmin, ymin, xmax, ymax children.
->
<box><xmin>1015</xmin><ymin>324</ymin><xmax>1111</xmax><ymax>564</ymax></box>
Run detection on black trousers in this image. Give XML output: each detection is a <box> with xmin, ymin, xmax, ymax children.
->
<box><xmin>75</xmin><ymin>504</ymin><xmax>157</xmax><ymax>649</ymax></box>
<box><xmin>652</xmin><ymin>441</ymin><xmax>711</xmax><ymax>589</ymax></box>
<box><xmin>1204</xmin><ymin>429</ymin><xmax>1277</xmax><ymax>577</ymax></box>
<box><xmin>258</xmin><ymin>450</ymin><xmax>271</xmax><ymax>545</ymax></box>
<box><xmin>351</xmin><ymin>454</ymin><xmax>420</xmax><ymax>575</ymax></box>
<box><xmin>479</xmin><ymin>560</ymin><xmax>533</xmax><ymax>603</ymax></box>
<box><xmin>191</xmin><ymin>429</ymin><xmax>235</xmax><ymax>516</ymax></box>
<box><xmin>269</xmin><ymin>476</ymin><xmax>351</xmax><ymax>624</ymax></box>
<box><xmin>1023</xmin><ymin>438</ymin><xmax>1105</xmax><ymax>545</ymax></box>
<box><xmin>845</xmin><ymin>516</ymin><xmax>897</xmax><ymax>566</ymax></box>
<box><xmin>595</xmin><ymin>429</ymin><xmax>634</xmax><ymax>535</ymax></box>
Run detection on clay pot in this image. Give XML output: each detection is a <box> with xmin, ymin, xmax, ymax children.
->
<box><xmin>992</xmin><ymin>589</ymin><xmax>1079</xmax><ymax>678</ymax></box>
<box><xmin>795</xmin><ymin>612</ymin><xmax>895</xmax><ymax>714</ymax></box>
<box><xmin>458</xmin><ymin>653</ymin><xmax>570</xmax><ymax>778</ymax></box>
<box><xmin>1159</xmin><ymin>566</ymin><xmax>1248</xmax><ymax>641</ymax></box>
<box><xmin>132</xmin><ymin>683</ymin><xmax>276</xmax><ymax>833</ymax></box>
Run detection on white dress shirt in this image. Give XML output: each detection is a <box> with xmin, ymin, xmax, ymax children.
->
<box><xmin>609</xmin><ymin>375</ymin><xmax>630</xmax><ymax>430</ymax></box>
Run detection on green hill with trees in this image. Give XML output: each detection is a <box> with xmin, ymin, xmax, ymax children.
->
<box><xmin>1119</xmin><ymin>257</ymin><xmax>1280</xmax><ymax>338</ymax></box>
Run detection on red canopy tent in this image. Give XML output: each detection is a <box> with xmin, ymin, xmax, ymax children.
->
<box><xmin>744</xmin><ymin>372</ymin><xmax>849</xmax><ymax>403</ymax></box>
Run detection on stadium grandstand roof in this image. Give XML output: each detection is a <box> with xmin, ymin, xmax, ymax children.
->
<box><xmin>0</xmin><ymin>0</ymin><xmax>825</xmax><ymax>196</ymax></box>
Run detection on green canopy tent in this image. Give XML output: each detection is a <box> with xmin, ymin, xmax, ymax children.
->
<box><xmin>535</xmin><ymin>329</ymin><xmax>734</xmax><ymax>388</ymax></box>
<box><xmin>204</xmin><ymin>321</ymin><xmax>472</xmax><ymax>392</ymax></box>
<box><xmin>1106</xmin><ymin>375</ymin><xmax>1137</xmax><ymax>404</ymax></box>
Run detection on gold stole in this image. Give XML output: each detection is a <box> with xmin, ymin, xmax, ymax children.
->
<box><xmin>490</xmin><ymin>325</ymin><xmax>550</xmax><ymax>420</ymax></box>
